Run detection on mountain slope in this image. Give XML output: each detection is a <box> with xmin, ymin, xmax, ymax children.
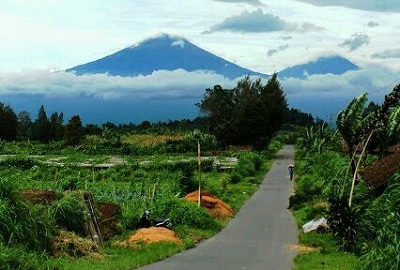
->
<box><xmin>66</xmin><ymin>34</ymin><xmax>267</xmax><ymax>79</ymax></box>
<box><xmin>277</xmin><ymin>55</ymin><xmax>360</xmax><ymax>79</ymax></box>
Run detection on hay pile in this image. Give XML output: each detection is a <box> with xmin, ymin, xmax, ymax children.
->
<box><xmin>51</xmin><ymin>230</ymin><xmax>101</xmax><ymax>258</ymax></box>
<box><xmin>184</xmin><ymin>190</ymin><xmax>234</xmax><ymax>219</ymax></box>
<box><xmin>118</xmin><ymin>227</ymin><xmax>181</xmax><ymax>248</ymax></box>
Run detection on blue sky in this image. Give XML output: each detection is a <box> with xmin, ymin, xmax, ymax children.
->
<box><xmin>1</xmin><ymin>0</ymin><xmax>400</xmax><ymax>117</ymax></box>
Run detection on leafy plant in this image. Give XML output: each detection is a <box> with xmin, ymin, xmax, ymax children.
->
<box><xmin>327</xmin><ymin>196</ymin><xmax>358</xmax><ymax>251</ymax></box>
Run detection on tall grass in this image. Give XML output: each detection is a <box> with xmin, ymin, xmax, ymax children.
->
<box><xmin>0</xmin><ymin>178</ymin><xmax>55</xmax><ymax>251</ymax></box>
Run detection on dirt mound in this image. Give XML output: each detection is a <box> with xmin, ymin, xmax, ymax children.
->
<box><xmin>184</xmin><ymin>190</ymin><xmax>234</xmax><ymax>219</ymax></box>
<box><xmin>96</xmin><ymin>202</ymin><xmax>121</xmax><ymax>240</ymax></box>
<box><xmin>51</xmin><ymin>230</ymin><xmax>101</xmax><ymax>258</ymax></box>
<box><xmin>118</xmin><ymin>227</ymin><xmax>181</xmax><ymax>247</ymax></box>
<box><xmin>21</xmin><ymin>189</ymin><xmax>60</xmax><ymax>205</ymax></box>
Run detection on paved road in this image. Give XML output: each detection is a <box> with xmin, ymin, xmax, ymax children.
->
<box><xmin>138</xmin><ymin>145</ymin><xmax>298</xmax><ymax>270</ymax></box>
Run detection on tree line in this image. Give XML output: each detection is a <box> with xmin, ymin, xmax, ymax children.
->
<box><xmin>0</xmin><ymin>74</ymin><xmax>317</xmax><ymax>147</ymax></box>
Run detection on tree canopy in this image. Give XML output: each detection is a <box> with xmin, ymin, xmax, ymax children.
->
<box><xmin>197</xmin><ymin>74</ymin><xmax>288</xmax><ymax>149</ymax></box>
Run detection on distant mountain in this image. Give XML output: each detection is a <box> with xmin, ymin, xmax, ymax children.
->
<box><xmin>67</xmin><ymin>34</ymin><xmax>267</xmax><ymax>79</ymax></box>
<box><xmin>277</xmin><ymin>56</ymin><xmax>360</xmax><ymax>79</ymax></box>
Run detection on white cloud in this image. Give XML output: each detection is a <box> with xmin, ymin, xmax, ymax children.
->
<box><xmin>204</xmin><ymin>9</ymin><xmax>286</xmax><ymax>33</ymax></box>
<box><xmin>339</xmin><ymin>33</ymin><xmax>370</xmax><ymax>51</ymax></box>
<box><xmin>171</xmin><ymin>39</ymin><xmax>186</xmax><ymax>48</ymax></box>
<box><xmin>367</xmin><ymin>21</ymin><xmax>379</xmax><ymax>27</ymax></box>
<box><xmin>204</xmin><ymin>8</ymin><xmax>324</xmax><ymax>34</ymax></box>
<box><xmin>267</xmin><ymin>44</ymin><xmax>290</xmax><ymax>57</ymax></box>
<box><xmin>281</xmin><ymin>66</ymin><xmax>399</xmax><ymax>98</ymax></box>
<box><xmin>0</xmin><ymin>70</ymin><xmax>239</xmax><ymax>100</ymax></box>
<box><xmin>371</xmin><ymin>49</ymin><xmax>400</xmax><ymax>59</ymax></box>
<box><xmin>295</xmin><ymin>0</ymin><xmax>400</xmax><ymax>12</ymax></box>
<box><xmin>212</xmin><ymin>0</ymin><xmax>264</xmax><ymax>6</ymax></box>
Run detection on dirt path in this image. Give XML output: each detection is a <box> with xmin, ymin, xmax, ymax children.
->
<box><xmin>137</xmin><ymin>145</ymin><xmax>298</xmax><ymax>270</ymax></box>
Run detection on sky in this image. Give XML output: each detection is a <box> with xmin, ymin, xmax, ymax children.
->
<box><xmin>1</xmin><ymin>0</ymin><xmax>400</xmax><ymax>120</ymax></box>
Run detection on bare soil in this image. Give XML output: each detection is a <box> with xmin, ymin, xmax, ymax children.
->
<box><xmin>184</xmin><ymin>190</ymin><xmax>234</xmax><ymax>219</ymax></box>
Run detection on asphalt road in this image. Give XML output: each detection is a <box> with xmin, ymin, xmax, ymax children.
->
<box><xmin>137</xmin><ymin>145</ymin><xmax>298</xmax><ymax>270</ymax></box>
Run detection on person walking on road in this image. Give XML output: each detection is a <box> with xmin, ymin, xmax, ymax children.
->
<box><xmin>288</xmin><ymin>164</ymin><xmax>295</xmax><ymax>181</ymax></box>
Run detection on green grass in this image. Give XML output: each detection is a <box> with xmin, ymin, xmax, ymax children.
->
<box><xmin>292</xmin><ymin>198</ymin><xmax>358</xmax><ymax>270</ymax></box>
<box><xmin>49</xmin><ymin>242</ymin><xmax>183</xmax><ymax>270</ymax></box>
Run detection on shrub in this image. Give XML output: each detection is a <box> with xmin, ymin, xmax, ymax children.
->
<box><xmin>327</xmin><ymin>195</ymin><xmax>358</xmax><ymax>251</ymax></box>
<box><xmin>51</xmin><ymin>192</ymin><xmax>87</xmax><ymax>236</ymax></box>
<box><xmin>153</xmin><ymin>197</ymin><xmax>222</xmax><ymax>230</ymax></box>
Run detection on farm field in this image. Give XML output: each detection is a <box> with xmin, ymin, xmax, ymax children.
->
<box><xmin>0</xmin><ymin>136</ymin><xmax>282</xmax><ymax>270</ymax></box>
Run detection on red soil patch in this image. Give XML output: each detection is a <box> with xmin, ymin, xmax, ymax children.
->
<box><xmin>361</xmin><ymin>151</ymin><xmax>400</xmax><ymax>189</ymax></box>
<box><xmin>21</xmin><ymin>189</ymin><xmax>60</xmax><ymax>205</ymax></box>
<box><xmin>184</xmin><ymin>190</ymin><xmax>234</xmax><ymax>219</ymax></box>
<box><xmin>96</xmin><ymin>202</ymin><xmax>121</xmax><ymax>240</ymax></box>
<box><xmin>118</xmin><ymin>227</ymin><xmax>181</xmax><ymax>247</ymax></box>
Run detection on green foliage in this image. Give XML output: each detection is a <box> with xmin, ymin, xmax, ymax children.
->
<box><xmin>0</xmin><ymin>102</ymin><xmax>18</xmax><ymax>141</ymax></box>
<box><xmin>388</xmin><ymin>106</ymin><xmax>400</xmax><ymax>138</ymax></box>
<box><xmin>177</xmin><ymin>162</ymin><xmax>197</xmax><ymax>194</ymax></box>
<box><xmin>0</xmin><ymin>243</ymin><xmax>56</xmax><ymax>270</ymax></box>
<box><xmin>51</xmin><ymin>192</ymin><xmax>87</xmax><ymax>236</ymax></box>
<box><xmin>65</xmin><ymin>115</ymin><xmax>83</xmax><ymax>146</ymax></box>
<box><xmin>198</xmin><ymin>75</ymin><xmax>287</xmax><ymax>148</ymax></box>
<box><xmin>357</xmin><ymin>212</ymin><xmax>400</xmax><ymax>270</ymax></box>
<box><xmin>336</xmin><ymin>93</ymin><xmax>368</xmax><ymax>152</ymax></box>
<box><xmin>229</xmin><ymin>152</ymin><xmax>263</xmax><ymax>184</ymax></box>
<box><xmin>297</xmin><ymin>123</ymin><xmax>338</xmax><ymax>154</ymax></box>
<box><xmin>152</xmin><ymin>197</ymin><xmax>222</xmax><ymax>230</ymax></box>
<box><xmin>0</xmin><ymin>178</ymin><xmax>55</xmax><ymax>251</ymax></box>
<box><xmin>327</xmin><ymin>196</ymin><xmax>358</xmax><ymax>251</ymax></box>
<box><xmin>0</xmin><ymin>156</ymin><xmax>41</xmax><ymax>170</ymax></box>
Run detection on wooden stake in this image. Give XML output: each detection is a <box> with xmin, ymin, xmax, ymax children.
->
<box><xmin>198</xmin><ymin>141</ymin><xmax>202</xmax><ymax>208</ymax></box>
<box><xmin>349</xmin><ymin>131</ymin><xmax>373</xmax><ymax>207</ymax></box>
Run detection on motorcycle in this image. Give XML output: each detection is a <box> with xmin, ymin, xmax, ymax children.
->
<box><xmin>138</xmin><ymin>209</ymin><xmax>172</xmax><ymax>229</ymax></box>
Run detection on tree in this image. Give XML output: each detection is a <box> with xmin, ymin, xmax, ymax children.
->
<box><xmin>198</xmin><ymin>74</ymin><xmax>288</xmax><ymax>149</ymax></box>
<box><xmin>0</xmin><ymin>102</ymin><xmax>18</xmax><ymax>141</ymax></box>
<box><xmin>64</xmin><ymin>115</ymin><xmax>83</xmax><ymax>146</ymax></box>
<box><xmin>336</xmin><ymin>93</ymin><xmax>368</xmax><ymax>175</ymax></box>
<box><xmin>31</xmin><ymin>105</ymin><xmax>50</xmax><ymax>143</ymax></box>
<box><xmin>49</xmin><ymin>112</ymin><xmax>64</xmax><ymax>141</ymax></box>
<box><xmin>17</xmin><ymin>111</ymin><xmax>32</xmax><ymax>140</ymax></box>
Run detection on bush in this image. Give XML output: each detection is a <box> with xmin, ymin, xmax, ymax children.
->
<box><xmin>152</xmin><ymin>198</ymin><xmax>222</xmax><ymax>230</ymax></box>
<box><xmin>327</xmin><ymin>196</ymin><xmax>358</xmax><ymax>251</ymax></box>
<box><xmin>51</xmin><ymin>192</ymin><xmax>87</xmax><ymax>236</ymax></box>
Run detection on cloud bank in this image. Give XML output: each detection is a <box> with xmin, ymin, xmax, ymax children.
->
<box><xmin>212</xmin><ymin>0</ymin><xmax>263</xmax><ymax>5</ymax></box>
<box><xmin>295</xmin><ymin>0</ymin><xmax>400</xmax><ymax>12</ymax></box>
<box><xmin>0</xmin><ymin>66</ymin><xmax>398</xmax><ymax>100</ymax></box>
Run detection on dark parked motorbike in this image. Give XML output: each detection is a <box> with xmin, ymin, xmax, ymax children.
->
<box><xmin>138</xmin><ymin>209</ymin><xmax>172</xmax><ymax>229</ymax></box>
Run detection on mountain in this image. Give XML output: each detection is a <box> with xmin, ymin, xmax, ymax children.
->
<box><xmin>277</xmin><ymin>55</ymin><xmax>360</xmax><ymax>79</ymax></box>
<box><xmin>66</xmin><ymin>34</ymin><xmax>267</xmax><ymax>79</ymax></box>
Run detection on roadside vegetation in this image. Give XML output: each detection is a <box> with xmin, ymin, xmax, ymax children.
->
<box><xmin>291</xmin><ymin>84</ymin><xmax>400</xmax><ymax>270</ymax></box>
<box><xmin>0</xmin><ymin>75</ymin><xmax>319</xmax><ymax>270</ymax></box>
